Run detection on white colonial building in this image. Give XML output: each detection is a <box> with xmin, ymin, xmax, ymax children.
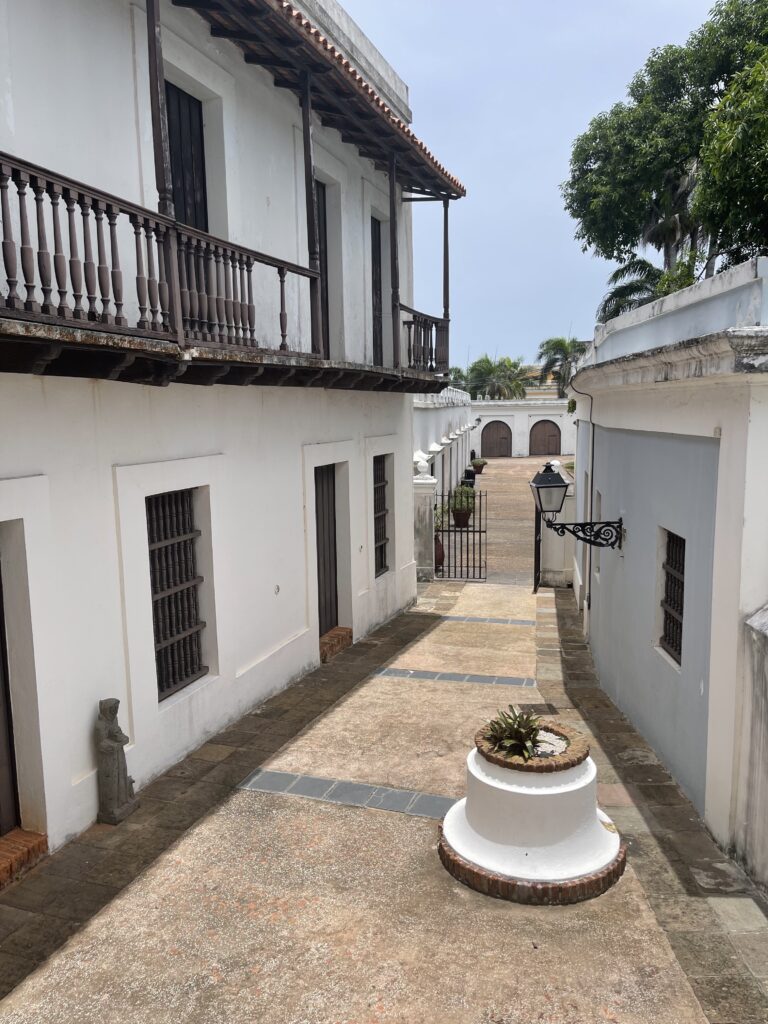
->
<box><xmin>570</xmin><ymin>258</ymin><xmax>768</xmax><ymax>887</ymax></box>
<box><xmin>471</xmin><ymin>391</ymin><xmax>577</xmax><ymax>459</ymax></box>
<box><xmin>0</xmin><ymin>0</ymin><xmax>463</xmax><ymax>848</ymax></box>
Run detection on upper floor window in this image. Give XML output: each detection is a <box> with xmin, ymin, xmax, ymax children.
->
<box><xmin>660</xmin><ymin>530</ymin><xmax>685</xmax><ymax>664</ymax></box>
<box><xmin>146</xmin><ymin>488</ymin><xmax>207</xmax><ymax>699</ymax></box>
<box><xmin>315</xmin><ymin>179</ymin><xmax>330</xmax><ymax>358</ymax></box>
<box><xmin>371</xmin><ymin>216</ymin><xmax>383</xmax><ymax>366</ymax></box>
<box><xmin>165</xmin><ymin>81</ymin><xmax>209</xmax><ymax>231</ymax></box>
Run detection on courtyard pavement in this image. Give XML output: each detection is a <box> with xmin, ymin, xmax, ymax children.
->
<box><xmin>0</xmin><ymin>460</ymin><xmax>766</xmax><ymax>1022</ymax></box>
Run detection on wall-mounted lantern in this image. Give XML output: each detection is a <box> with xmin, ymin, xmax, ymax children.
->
<box><xmin>529</xmin><ymin>461</ymin><xmax>623</xmax><ymax>550</ymax></box>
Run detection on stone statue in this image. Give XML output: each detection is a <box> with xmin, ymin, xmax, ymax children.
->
<box><xmin>95</xmin><ymin>698</ymin><xmax>138</xmax><ymax>825</ymax></box>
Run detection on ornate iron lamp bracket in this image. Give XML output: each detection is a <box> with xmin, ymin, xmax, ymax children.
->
<box><xmin>543</xmin><ymin>517</ymin><xmax>623</xmax><ymax>550</ymax></box>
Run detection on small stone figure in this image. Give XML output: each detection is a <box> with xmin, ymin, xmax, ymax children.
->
<box><xmin>95</xmin><ymin>698</ymin><xmax>139</xmax><ymax>825</ymax></box>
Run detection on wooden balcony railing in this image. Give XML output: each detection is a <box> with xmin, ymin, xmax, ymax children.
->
<box><xmin>400</xmin><ymin>304</ymin><xmax>449</xmax><ymax>373</ymax></box>
<box><xmin>0</xmin><ymin>153</ymin><xmax>318</xmax><ymax>355</ymax></box>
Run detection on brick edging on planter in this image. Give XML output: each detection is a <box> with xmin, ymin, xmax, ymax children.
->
<box><xmin>437</xmin><ymin>826</ymin><xmax>627</xmax><ymax>905</ymax></box>
<box><xmin>475</xmin><ymin>718</ymin><xmax>590</xmax><ymax>773</ymax></box>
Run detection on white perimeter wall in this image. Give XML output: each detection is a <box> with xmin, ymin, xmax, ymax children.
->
<box><xmin>0</xmin><ymin>374</ymin><xmax>415</xmax><ymax>848</ymax></box>
<box><xmin>470</xmin><ymin>400</ymin><xmax>576</xmax><ymax>457</ymax></box>
<box><xmin>0</xmin><ymin>0</ymin><xmax>413</xmax><ymax>362</ymax></box>
<box><xmin>412</xmin><ymin>393</ymin><xmax>472</xmax><ymax>493</ymax></box>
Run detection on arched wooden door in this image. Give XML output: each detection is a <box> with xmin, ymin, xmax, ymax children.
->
<box><xmin>529</xmin><ymin>420</ymin><xmax>561</xmax><ymax>456</ymax></box>
<box><xmin>481</xmin><ymin>420</ymin><xmax>512</xmax><ymax>458</ymax></box>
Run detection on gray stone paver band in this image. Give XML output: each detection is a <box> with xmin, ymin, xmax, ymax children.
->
<box><xmin>375</xmin><ymin>666</ymin><xmax>536</xmax><ymax>686</ymax></box>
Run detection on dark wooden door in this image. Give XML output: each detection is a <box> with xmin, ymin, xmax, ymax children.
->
<box><xmin>529</xmin><ymin>420</ymin><xmax>561</xmax><ymax>456</ymax></box>
<box><xmin>481</xmin><ymin>420</ymin><xmax>512</xmax><ymax>458</ymax></box>
<box><xmin>0</xmin><ymin>561</ymin><xmax>19</xmax><ymax>836</ymax></box>
<box><xmin>371</xmin><ymin>216</ymin><xmax>383</xmax><ymax>365</ymax></box>
<box><xmin>315</xmin><ymin>465</ymin><xmax>338</xmax><ymax>636</ymax></box>
<box><xmin>315</xmin><ymin>180</ymin><xmax>330</xmax><ymax>358</ymax></box>
<box><xmin>165</xmin><ymin>81</ymin><xmax>208</xmax><ymax>231</ymax></box>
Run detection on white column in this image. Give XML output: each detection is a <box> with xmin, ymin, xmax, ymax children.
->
<box><xmin>413</xmin><ymin>460</ymin><xmax>438</xmax><ymax>582</ymax></box>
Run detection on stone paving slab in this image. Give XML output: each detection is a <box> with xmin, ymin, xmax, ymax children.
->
<box><xmin>0</xmin><ymin>792</ymin><xmax>708</xmax><ymax>1024</ymax></box>
<box><xmin>264</xmin><ymin>674</ymin><xmax>538</xmax><ymax>798</ymax></box>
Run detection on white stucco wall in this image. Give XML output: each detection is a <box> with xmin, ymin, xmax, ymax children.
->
<box><xmin>412</xmin><ymin>389</ymin><xmax>473</xmax><ymax>493</ymax></box>
<box><xmin>0</xmin><ymin>375</ymin><xmax>415</xmax><ymax>849</ymax></box>
<box><xmin>470</xmin><ymin>399</ymin><xmax>576</xmax><ymax>458</ymax></box>
<box><xmin>0</xmin><ymin>0</ymin><xmax>414</xmax><ymax>364</ymax></box>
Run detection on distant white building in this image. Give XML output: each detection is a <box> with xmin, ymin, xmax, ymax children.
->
<box><xmin>0</xmin><ymin>0</ymin><xmax>463</xmax><ymax>849</ymax></box>
<box><xmin>571</xmin><ymin>258</ymin><xmax>768</xmax><ymax>887</ymax></box>
<box><xmin>471</xmin><ymin>391</ymin><xmax>577</xmax><ymax>459</ymax></box>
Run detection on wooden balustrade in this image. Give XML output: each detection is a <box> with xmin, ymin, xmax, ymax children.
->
<box><xmin>400</xmin><ymin>304</ymin><xmax>449</xmax><ymax>373</ymax></box>
<box><xmin>0</xmin><ymin>153</ymin><xmax>319</xmax><ymax>356</ymax></box>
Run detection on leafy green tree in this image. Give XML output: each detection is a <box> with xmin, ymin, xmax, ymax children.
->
<box><xmin>447</xmin><ymin>366</ymin><xmax>467</xmax><ymax>386</ymax></box>
<box><xmin>467</xmin><ymin>356</ymin><xmax>528</xmax><ymax>400</ymax></box>
<box><xmin>695</xmin><ymin>49</ymin><xmax>768</xmax><ymax>263</ymax></box>
<box><xmin>597</xmin><ymin>257</ymin><xmax>664</xmax><ymax>323</ymax></box>
<box><xmin>535</xmin><ymin>338</ymin><xmax>587</xmax><ymax>397</ymax></box>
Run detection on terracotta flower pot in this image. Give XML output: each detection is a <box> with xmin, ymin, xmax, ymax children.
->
<box><xmin>452</xmin><ymin>509</ymin><xmax>471</xmax><ymax>528</ymax></box>
<box><xmin>472</xmin><ymin>463</ymin><xmax>485</xmax><ymax>475</ymax></box>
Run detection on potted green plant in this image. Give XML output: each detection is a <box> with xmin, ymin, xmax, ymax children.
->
<box><xmin>434</xmin><ymin>503</ymin><xmax>448</xmax><ymax>570</ymax></box>
<box><xmin>471</xmin><ymin>458</ymin><xmax>488</xmax><ymax>475</ymax></box>
<box><xmin>450</xmin><ymin>485</ymin><xmax>475</xmax><ymax>528</ymax></box>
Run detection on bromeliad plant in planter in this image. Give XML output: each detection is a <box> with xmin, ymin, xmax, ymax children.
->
<box><xmin>471</xmin><ymin>458</ymin><xmax>488</xmax><ymax>475</ymax></box>
<box><xmin>450</xmin><ymin>485</ymin><xmax>476</xmax><ymax>528</ymax></box>
<box><xmin>438</xmin><ymin>704</ymin><xmax>627</xmax><ymax>905</ymax></box>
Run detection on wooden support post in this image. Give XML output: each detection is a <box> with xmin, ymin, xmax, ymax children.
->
<box><xmin>389</xmin><ymin>152</ymin><xmax>400</xmax><ymax>369</ymax></box>
<box><xmin>301</xmin><ymin>71</ymin><xmax>323</xmax><ymax>356</ymax></box>
<box><xmin>146</xmin><ymin>0</ymin><xmax>175</xmax><ymax>219</ymax></box>
<box><xmin>442</xmin><ymin>198</ymin><xmax>450</xmax><ymax>322</ymax></box>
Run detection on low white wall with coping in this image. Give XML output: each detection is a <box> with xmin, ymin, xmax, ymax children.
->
<box><xmin>413</xmin><ymin>388</ymin><xmax>472</xmax><ymax>493</ymax></box>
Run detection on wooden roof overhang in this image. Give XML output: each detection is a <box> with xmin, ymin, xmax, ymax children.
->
<box><xmin>171</xmin><ymin>0</ymin><xmax>465</xmax><ymax>199</ymax></box>
<box><xmin>0</xmin><ymin>317</ymin><xmax>446</xmax><ymax>392</ymax></box>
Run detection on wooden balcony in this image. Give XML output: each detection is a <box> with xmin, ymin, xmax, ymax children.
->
<box><xmin>0</xmin><ymin>153</ymin><xmax>447</xmax><ymax>393</ymax></box>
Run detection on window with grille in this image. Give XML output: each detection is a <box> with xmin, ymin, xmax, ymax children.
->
<box><xmin>373</xmin><ymin>455</ymin><xmax>389</xmax><ymax>577</ymax></box>
<box><xmin>660</xmin><ymin>531</ymin><xmax>685</xmax><ymax>665</ymax></box>
<box><xmin>146</xmin><ymin>489</ymin><xmax>207</xmax><ymax>699</ymax></box>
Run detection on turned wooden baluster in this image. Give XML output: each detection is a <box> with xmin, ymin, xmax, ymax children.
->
<box><xmin>245</xmin><ymin>256</ymin><xmax>255</xmax><ymax>344</ymax></box>
<box><xmin>428</xmin><ymin>321</ymin><xmax>435</xmax><ymax>371</ymax></box>
<box><xmin>278</xmin><ymin>266</ymin><xmax>288</xmax><ymax>350</ymax></box>
<box><xmin>131</xmin><ymin>214</ymin><xmax>148</xmax><ymax>329</ymax></box>
<box><xmin>405</xmin><ymin>321</ymin><xmax>413</xmax><ymax>368</ymax></box>
<box><xmin>107</xmin><ymin>205</ymin><xmax>126</xmax><ymax>325</ymax></box>
<box><xmin>177</xmin><ymin>234</ymin><xmax>190</xmax><ymax>337</ymax></box>
<box><xmin>196</xmin><ymin>239</ymin><xmax>208</xmax><ymax>341</ymax></box>
<box><xmin>0</xmin><ymin>165</ymin><xmax>20</xmax><ymax>310</ymax></box>
<box><xmin>222</xmin><ymin>248</ymin><xmax>234</xmax><ymax>341</ymax></box>
<box><xmin>49</xmin><ymin>184</ymin><xmax>69</xmax><ymax>318</ymax></box>
<box><xmin>204</xmin><ymin>241</ymin><xmax>217</xmax><ymax>340</ymax></box>
<box><xmin>185</xmin><ymin>237</ymin><xmax>198</xmax><ymax>339</ymax></box>
<box><xmin>231</xmin><ymin>251</ymin><xmax>241</xmax><ymax>343</ymax></box>
<box><xmin>93</xmin><ymin>201</ymin><xmax>112</xmax><ymax>323</ymax></box>
<box><xmin>32</xmin><ymin>177</ymin><xmax>53</xmax><ymax>315</ymax></box>
<box><xmin>80</xmin><ymin>196</ymin><xmax>99</xmax><ymax>319</ymax></box>
<box><xmin>237</xmin><ymin>255</ymin><xmax>247</xmax><ymax>343</ymax></box>
<box><xmin>154</xmin><ymin>223</ymin><xmax>170</xmax><ymax>331</ymax></box>
<box><xmin>144</xmin><ymin>221</ymin><xmax>160</xmax><ymax>331</ymax></box>
<box><xmin>64</xmin><ymin>188</ymin><xmax>85</xmax><ymax>319</ymax></box>
<box><xmin>214</xmin><ymin>246</ymin><xmax>225</xmax><ymax>343</ymax></box>
<box><xmin>14</xmin><ymin>170</ymin><xmax>39</xmax><ymax>312</ymax></box>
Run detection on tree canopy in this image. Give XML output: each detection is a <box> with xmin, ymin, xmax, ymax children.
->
<box><xmin>535</xmin><ymin>338</ymin><xmax>587</xmax><ymax>397</ymax></box>
<box><xmin>466</xmin><ymin>356</ymin><xmax>529</xmax><ymax>400</ymax></box>
<box><xmin>563</xmin><ymin>0</ymin><xmax>768</xmax><ymax>289</ymax></box>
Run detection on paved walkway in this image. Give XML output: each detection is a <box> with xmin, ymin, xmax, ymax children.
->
<box><xmin>0</xmin><ymin>461</ymin><xmax>766</xmax><ymax>1022</ymax></box>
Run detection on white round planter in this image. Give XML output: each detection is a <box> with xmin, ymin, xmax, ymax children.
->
<box><xmin>439</xmin><ymin>728</ymin><xmax>626</xmax><ymax>904</ymax></box>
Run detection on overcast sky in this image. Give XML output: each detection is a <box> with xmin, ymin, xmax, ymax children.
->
<box><xmin>341</xmin><ymin>0</ymin><xmax>716</xmax><ymax>366</ymax></box>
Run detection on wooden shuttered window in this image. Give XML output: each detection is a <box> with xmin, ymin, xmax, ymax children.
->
<box><xmin>146</xmin><ymin>489</ymin><xmax>207</xmax><ymax>699</ymax></box>
<box><xmin>660</xmin><ymin>531</ymin><xmax>685</xmax><ymax>664</ymax></box>
<box><xmin>373</xmin><ymin>455</ymin><xmax>389</xmax><ymax>577</ymax></box>
<box><xmin>165</xmin><ymin>81</ymin><xmax>209</xmax><ymax>231</ymax></box>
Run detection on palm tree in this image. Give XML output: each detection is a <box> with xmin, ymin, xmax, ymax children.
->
<box><xmin>535</xmin><ymin>337</ymin><xmax>587</xmax><ymax>398</ymax></box>
<box><xmin>596</xmin><ymin>256</ymin><xmax>663</xmax><ymax>323</ymax></box>
<box><xmin>467</xmin><ymin>356</ymin><xmax>528</xmax><ymax>400</ymax></box>
<box><xmin>642</xmin><ymin>165</ymin><xmax>698</xmax><ymax>271</ymax></box>
<box><xmin>447</xmin><ymin>366</ymin><xmax>467</xmax><ymax>386</ymax></box>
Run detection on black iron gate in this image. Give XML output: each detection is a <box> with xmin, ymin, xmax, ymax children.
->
<box><xmin>533</xmin><ymin>508</ymin><xmax>542</xmax><ymax>593</ymax></box>
<box><xmin>435</xmin><ymin>489</ymin><xmax>487</xmax><ymax>581</ymax></box>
